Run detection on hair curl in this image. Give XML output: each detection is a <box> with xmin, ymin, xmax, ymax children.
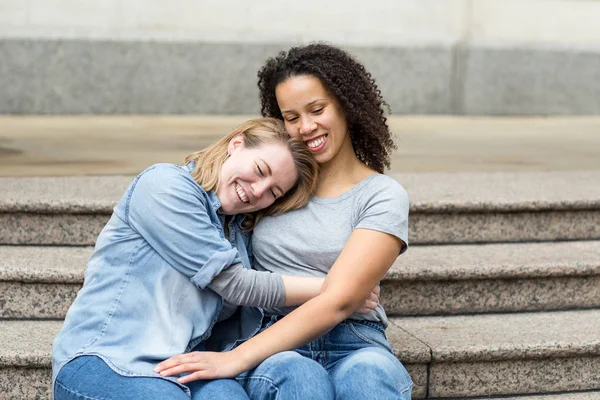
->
<box><xmin>257</xmin><ymin>43</ymin><xmax>395</xmax><ymax>173</ymax></box>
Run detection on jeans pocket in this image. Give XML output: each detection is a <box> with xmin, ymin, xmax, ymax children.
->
<box><xmin>348</xmin><ymin>322</ymin><xmax>393</xmax><ymax>353</ymax></box>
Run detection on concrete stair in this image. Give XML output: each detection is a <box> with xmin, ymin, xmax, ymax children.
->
<box><xmin>2</xmin><ymin>310</ymin><xmax>600</xmax><ymax>399</ymax></box>
<box><xmin>2</xmin><ymin>240</ymin><xmax>600</xmax><ymax>319</ymax></box>
<box><xmin>1</xmin><ymin>118</ymin><xmax>599</xmax><ymax>399</ymax></box>
<box><xmin>3</xmin><ymin>171</ymin><xmax>600</xmax><ymax>245</ymax></box>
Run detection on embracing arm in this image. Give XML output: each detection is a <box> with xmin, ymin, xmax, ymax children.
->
<box><xmin>207</xmin><ymin>262</ymin><xmax>377</xmax><ymax>310</ymax></box>
<box><xmin>127</xmin><ymin>166</ymin><xmax>326</xmax><ymax>309</ymax></box>
<box><xmin>207</xmin><ymin>263</ymin><xmax>325</xmax><ymax>308</ymax></box>
<box><xmin>228</xmin><ymin>229</ymin><xmax>401</xmax><ymax>371</ymax></box>
<box><xmin>156</xmin><ymin>228</ymin><xmax>400</xmax><ymax>382</ymax></box>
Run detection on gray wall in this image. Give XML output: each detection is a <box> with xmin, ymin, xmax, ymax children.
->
<box><xmin>2</xmin><ymin>0</ymin><xmax>600</xmax><ymax>115</ymax></box>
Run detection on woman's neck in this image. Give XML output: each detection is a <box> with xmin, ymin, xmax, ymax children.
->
<box><xmin>316</xmin><ymin>141</ymin><xmax>376</xmax><ymax>198</ymax></box>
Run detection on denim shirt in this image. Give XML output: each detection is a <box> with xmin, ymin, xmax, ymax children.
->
<box><xmin>52</xmin><ymin>163</ymin><xmax>263</xmax><ymax>394</ymax></box>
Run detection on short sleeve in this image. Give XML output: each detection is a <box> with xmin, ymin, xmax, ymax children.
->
<box><xmin>355</xmin><ymin>176</ymin><xmax>409</xmax><ymax>254</ymax></box>
<box><xmin>125</xmin><ymin>164</ymin><xmax>241</xmax><ymax>288</ymax></box>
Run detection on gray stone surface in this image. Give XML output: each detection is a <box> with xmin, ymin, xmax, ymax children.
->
<box><xmin>0</xmin><ymin>282</ymin><xmax>81</xmax><ymax>318</ymax></box>
<box><xmin>5</xmin><ymin>171</ymin><xmax>600</xmax><ymax>214</ymax></box>
<box><xmin>386</xmin><ymin>322</ymin><xmax>430</xmax><ymax>398</ymax></box>
<box><xmin>2</xmin><ymin>171</ymin><xmax>600</xmax><ymax>244</ymax></box>
<box><xmin>463</xmin><ymin>46</ymin><xmax>600</xmax><ymax>115</ymax></box>
<box><xmin>382</xmin><ymin>275</ymin><xmax>600</xmax><ymax>315</ymax></box>
<box><xmin>0</xmin><ymin>246</ymin><xmax>91</xmax><ymax>282</ymax></box>
<box><xmin>387</xmin><ymin>241</ymin><xmax>600</xmax><ymax>281</ymax></box>
<box><xmin>398</xmin><ymin>171</ymin><xmax>600</xmax><ymax>243</ymax></box>
<box><xmin>410</xmin><ymin>209</ymin><xmax>600</xmax><ymax>244</ymax></box>
<box><xmin>394</xmin><ymin>171</ymin><xmax>600</xmax><ymax>213</ymax></box>
<box><xmin>0</xmin><ymin>321</ymin><xmax>58</xmax><ymax>399</ymax></box>
<box><xmin>0</xmin><ymin>321</ymin><xmax>61</xmax><ymax>366</ymax></box>
<box><xmin>0</xmin><ymin>39</ymin><xmax>452</xmax><ymax>115</ymax></box>
<box><xmin>394</xmin><ymin>309</ymin><xmax>600</xmax><ymax>363</ymax></box>
<box><xmin>386</xmin><ymin>322</ymin><xmax>431</xmax><ymax>364</ymax></box>
<box><xmin>404</xmin><ymin>364</ymin><xmax>427</xmax><ymax>399</ymax></box>
<box><xmin>396</xmin><ymin>310</ymin><xmax>600</xmax><ymax>396</ymax></box>
<box><xmin>3</xmin><ymin>39</ymin><xmax>600</xmax><ymax>115</ymax></box>
<box><xmin>381</xmin><ymin>241</ymin><xmax>600</xmax><ymax>315</ymax></box>
<box><xmin>3</xmin><ymin>240</ymin><xmax>599</xmax><ymax>317</ymax></box>
<box><xmin>0</xmin><ymin>213</ymin><xmax>108</xmax><ymax>245</ymax></box>
<box><xmin>2</xmin><ymin>116</ymin><xmax>600</xmax><ymax>177</ymax></box>
<box><xmin>495</xmin><ymin>392</ymin><xmax>600</xmax><ymax>400</ymax></box>
<box><xmin>429</xmin><ymin>356</ymin><xmax>600</xmax><ymax>397</ymax></box>
<box><xmin>0</xmin><ymin>367</ymin><xmax>51</xmax><ymax>400</ymax></box>
<box><xmin>0</xmin><ymin>176</ymin><xmax>131</xmax><ymax>213</ymax></box>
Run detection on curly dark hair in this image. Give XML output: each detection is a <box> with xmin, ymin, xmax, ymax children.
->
<box><xmin>257</xmin><ymin>43</ymin><xmax>395</xmax><ymax>173</ymax></box>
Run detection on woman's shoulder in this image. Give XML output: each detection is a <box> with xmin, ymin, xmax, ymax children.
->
<box><xmin>131</xmin><ymin>163</ymin><xmax>210</xmax><ymax>201</ymax></box>
<box><xmin>360</xmin><ymin>173</ymin><xmax>408</xmax><ymax>203</ymax></box>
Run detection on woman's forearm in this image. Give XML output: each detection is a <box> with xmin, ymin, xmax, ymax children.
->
<box><xmin>281</xmin><ymin>275</ymin><xmax>324</xmax><ymax>306</ymax></box>
<box><xmin>231</xmin><ymin>290</ymin><xmax>354</xmax><ymax>372</ymax></box>
<box><xmin>207</xmin><ymin>264</ymin><xmax>325</xmax><ymax>308</ymax></box>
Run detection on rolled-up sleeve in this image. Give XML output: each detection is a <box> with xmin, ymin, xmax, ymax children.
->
<box><xmin>125</xmin><ymin>165</ymin><xmax>241</xmax><ymax>289</ymax></box>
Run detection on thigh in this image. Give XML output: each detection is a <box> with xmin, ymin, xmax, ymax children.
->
<box><xmin>188</xmin><ymin>378</ymin><xmax>249</xmax><ymax>400</ymax></box>
<box><xmin>329</xmin><ymin>347</ymin><xmax>412</xmax><ymax>400</ymax></box>
<box><xmin>237</xmin><ymin>351</ymin><xmax>334</xmax><ymax>400</ymax></box>
<box><xmin>54</xmin><ymin>355</ymin><xmax>190</xmax><ymax>400</ymax></box>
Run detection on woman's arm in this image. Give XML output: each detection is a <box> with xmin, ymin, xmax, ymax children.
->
<box><xmin>206</xmin><ymin>264</ymin><xmax>324</xmax><ymax>307</ymax></box>
<box><xmin>207</xmin><ymin>264</ymin><xmax>379</xmax><ymax>309</ymax></box>
<box><xmin>155</xmin><ymin>228</ymin><xmax>400</xmax><ymax>382</ymax></box>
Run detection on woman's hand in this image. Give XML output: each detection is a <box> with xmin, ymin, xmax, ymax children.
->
<box><xmin>356</xmin><ymin>285</ymin><xmax>380</xmax><ymax>314</ymax></box>
<box><xmin>154</xmin><ymin>351</ymin><xmax>246</xmax><ymax>384</ymax></box>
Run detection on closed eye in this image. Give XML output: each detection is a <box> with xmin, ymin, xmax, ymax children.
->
<box><xmin>256</xmin><ymin>163</ymin><xmax>264</xmax><ymax>177</ymax></box>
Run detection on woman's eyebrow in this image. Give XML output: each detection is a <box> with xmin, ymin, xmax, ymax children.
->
<box><xmin>281</xmin><ymin>99</ymin><xmax>327</xmax><ymax>114</ymax></box>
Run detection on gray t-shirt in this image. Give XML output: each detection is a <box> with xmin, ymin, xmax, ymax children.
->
<box><xmin>252</xmin><ymin>173</ymin><xmax>409</xmax><ymax>328</ymax></box>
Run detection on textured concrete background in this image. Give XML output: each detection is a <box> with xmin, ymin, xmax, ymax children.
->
<box><xmin>2</xmin><ymin>116</ymin><xmax>599</xmax><ymax>176</ymax></box>
<box><xmin>2</xmin><ymin>0</ymin><xmax>600</xmax><ymax>115</ymax></box>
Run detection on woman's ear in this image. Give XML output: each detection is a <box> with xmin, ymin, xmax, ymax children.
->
<box><xmin>227</xmin><ymin>133</ymin><xmax>245</xmax><ymax>156</ymax></box>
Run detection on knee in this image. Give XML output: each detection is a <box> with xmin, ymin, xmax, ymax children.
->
<box><xmin>257</xmin><ymin>352</ymin><xmax>325</xmax><ymax>380</ymax></box>
<box><xmin>240</xmin><ymin>352</ymin><xmax>334</xmax><ymax>400</ymax></box>
<box><xmin>333</xmin><ymin>348</ymin><xmax>412</xmax><ymax>393</ymax></box>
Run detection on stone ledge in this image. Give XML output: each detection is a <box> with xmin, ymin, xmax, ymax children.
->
<box><xmin>3</xmin><ymin>171</ymin><xmax>600</xmax><ymax>214</ymax></box>
<box><xmin>393</xmin><ymin>309</ymin><xmax>600</xmax><ymax>363</ymax></box>
<box><xmin>386</xmin><ymin>241</ymin><xmax>600</xmax><ymax>281</ymax></box>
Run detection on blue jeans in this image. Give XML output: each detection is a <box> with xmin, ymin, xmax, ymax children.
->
<box><xmin>54</xmin><ymin>355</ymin><xmax>249</xmax><ymax>400</ymax></box>
<box><xmin>237</xmin><ymin>351</ymin><xmax>335</xmax><ymax>400</ymax></box>
<box><xmin>238</xmin><ymin>318</ymin><xmax>413</xmax><ymax>400</ymax></box>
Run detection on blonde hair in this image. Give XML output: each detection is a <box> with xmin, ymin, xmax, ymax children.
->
<box><xmin>185</xmin><ymin>118</ymin><xmax>318</xmax><ymax>230</ymax></box>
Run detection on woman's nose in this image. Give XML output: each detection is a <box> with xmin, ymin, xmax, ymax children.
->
<box><xmin>251</xmin><ymin>181</ymin><xmax>268</xmax><ymax>199</ymax></box>
<box><xmin>299</xmin><ymin>118</ymin><xmax>316</xmax><ymax>135</ymax></box>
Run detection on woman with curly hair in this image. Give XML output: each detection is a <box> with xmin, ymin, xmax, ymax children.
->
<box><xmin>157</xmin><ymin>44</ymin><xmax>412</xmax><ymax>399</ymax></box>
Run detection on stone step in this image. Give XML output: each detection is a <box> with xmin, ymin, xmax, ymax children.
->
<box><xmin>2</xmin><ymin>240</ymin><xmax>599</xmax><ymax>319</ymax></box>
<box><xmin>2</xmin><ymin>310</ymin><xmax>599</xmax><ymax>399</ymax></box>
<box><xmin>0</xmin><ymin>246</ymin><xmax>90</xmax><ymax>319</ymax></box>
<box><xmin>484</xmin><ymin>393</ymin><xmax>600</xmax><ymax>400</ymax></box>
<box><xmin>2</xmin><ymin>171</ymin><xmax>600</xmax><ymax>245</ymax></box>
<box><xmin>392</xmin><ymin>309</ymin><xmax>600</xmax><ymax>398</ymax></box>
<box><xmin>382</xmin><ymin>240</ymin><xmax>600</xmax><ymax>315</ymax></box>
<box><xmin>3</xmin><ymin>116</ymin><xmax>600</xmax><ymax>177</ymax></box>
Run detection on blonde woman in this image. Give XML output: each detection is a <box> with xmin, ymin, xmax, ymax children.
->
<box><xmin>52</xmin><ymin>118</ymin><xmax>335</xmax><ymax>399</ymax></box>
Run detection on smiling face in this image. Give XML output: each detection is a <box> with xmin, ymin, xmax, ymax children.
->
<box><xmin>275</xmin><ymin>74</ymin><xmax>351</xmax><ymax>166</ymax></box>
<box><xmin>216</xmin><ymin>136</ymin><xmax>299</xmax><ymax>215</ymax></box>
